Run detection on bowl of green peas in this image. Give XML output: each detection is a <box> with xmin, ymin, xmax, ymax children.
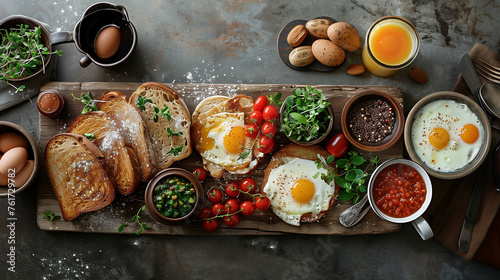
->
<box><xmin>145</xmin><ymin>168</ymin><xmax>203</xmax><ymax>224</ymax></box>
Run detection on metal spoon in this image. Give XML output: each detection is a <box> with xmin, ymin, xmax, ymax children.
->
<box><xmin>339</xmin><ymin>195</ymin><xmax>370</xmax><ymax>227</ymax></box>
<box><xmin>479</xmin><ymin>81</ymin><xmax>500</xmax><ymax>190</ymax></box>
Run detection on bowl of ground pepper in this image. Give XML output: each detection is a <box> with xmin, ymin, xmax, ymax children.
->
<box><xmin>145</xmin><ymin>168</ymin><xmax>204</xmax><ymax>224</ymax></box>
<box><xmin>341</xmin><ymin>90</ymin><xmax>404</xmax><ymax>151</ymax></box>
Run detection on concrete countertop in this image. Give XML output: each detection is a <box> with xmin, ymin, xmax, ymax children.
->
<box><xmin>1</xmin><ymin>0</ymin><xmax>499</xmax><ymax>279</ymax></box>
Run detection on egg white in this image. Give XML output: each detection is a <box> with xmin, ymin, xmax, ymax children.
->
<box><xmin>263</xmin><ymin>158</ymin><xmax>334</xmax><ymax>226</ymax></box>
<box><xmin>411</xmin><ymin>99</ymin><xmax>483</xmax><ymax>172</ymax></box>
<box><xmin>200</xmin><ymin>112</ymin><xmax>252</xmax><ymax>167</ymax></box>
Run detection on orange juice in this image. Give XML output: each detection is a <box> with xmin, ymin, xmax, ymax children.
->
<box><xmin>362</xmin><ymin>16</ymin><xmax>420</xmax><ymax>77</ymax></box>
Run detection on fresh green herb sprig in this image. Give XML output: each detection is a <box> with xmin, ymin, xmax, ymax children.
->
<box><xmin>136</xmin><ymin>95</ymin><xmax>153</xmax><ymax>111</ymax></box>
<box><xmin>280</xmin><ymin>86</ymin><xmax>331</xmax><ymax>142</ymax></box>
<box><xmin>267</xmin><ymin>92</ymin><xmax>283</xmax><ymax>106</ymax></box>
<box><xmin>153</xmin><ymin>106</ymin><xmax>172</xmax><ymax>122</ymax></box>
<box><xmin>71</xmin><ymin>92</ymin><xmax>98</xmax><ymax>114</ymax></box>
<box><xmin>118</xmin><ymin>205</ymin><xmax>151</xmax><ymax>235</ymax></box>
<box><xmin>83</xmin><ymin>132</ymin><xmax>95</xmax><ymax>141</ymax></box>
<box><xmin>167</xmin><ymin>146</ymin><xmax>183</xmax><ymax>156</ymax></box>
<box><xmin>0</xmin><ymin>25</ymin><xmax>62</xmax><ymax>92</ymax></box>
<box><xmin>167</xmin><ymin>127</ymin><xmax>183</xmax><ymax>137</ymax></box>
<box><xmin>42</xmin><ymin>210</ymin><xmax>61</xmax><ymax>222</ymax></box>
<box><xmin>315</xmin><ymin>151</ymin><xmax>380</xmax><ymax>203</ymax></box>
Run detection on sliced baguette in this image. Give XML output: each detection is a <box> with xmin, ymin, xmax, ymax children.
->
<box><xmin>67</xmin><ymin>111</ymin><xmax>141</xmax><ymax>195</ymax></box>
<box><xmin>97</xmin><ymin>91</ymin><xmax>157</xmax><ymax>181</ymax></box>
<box><xmin>261</xmin><ymin>143</ymin><xmax>339</xmax><ymax>223</ymax></box>
<box><xmin>191</xmin><ymin>95</ymin><xmax>229</xmax><ymax>122</ymax></box>
<box><xmin>44</xmin><ymin>133</ymin><xmax>115</xmax><ymax>221</ymax></box>
<box><xmin>129</xmin><ymin>82</ymin><xmax>192</xmax><ymax>170</ymax></box>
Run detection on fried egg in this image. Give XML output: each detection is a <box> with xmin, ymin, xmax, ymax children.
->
<box><xmin>198</xmin><ymin>112</ymin><xmax>252</xmax><ymax>167</ymax></box>
<box><xmin>263</xmin><ymin>158</ymin><xmax>335</xmax><ymax>226</ymax></box>
<box><xmin>411</xmin><ymin>99</ymin><xmax>483</xmax><ymax>172</ymax></box>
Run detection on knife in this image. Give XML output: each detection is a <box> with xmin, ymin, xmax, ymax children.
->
<box><xmin>457</xmin><ymin>53</ymin><xmax>490</xmax><ymax>253</ymax></box>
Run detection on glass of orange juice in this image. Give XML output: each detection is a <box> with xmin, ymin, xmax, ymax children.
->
<box><xmin>362</xmin><ymin>16</ymin><xmax>420</xmax><ymax>77</ymax></box>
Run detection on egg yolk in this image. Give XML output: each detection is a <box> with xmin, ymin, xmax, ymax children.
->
<box><xmin>224</xmin><ymin>126</ymin><xmax>245</xmax><ymax>154</ymax></box>
<box><xmin>461</xmin><ymin>124</ymin><xmax>479</xmax><ymax>144</ymax></box>
<box><xmin>199</xmin><ymin>125</ymin><xmax>214</xmax><ymax>153</ymax></box>
<box><xmin>429</xmin><ymin>127</ymin><xmax>449</xmax><ymax>149</ymax></box>
<box><xmin>291</xmin><ymin>179</ymin><xmax>315</xmax><ymax>204</ymax></box>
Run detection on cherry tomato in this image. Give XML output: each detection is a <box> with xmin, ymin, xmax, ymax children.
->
<box><xmin>254</xmin><ymin>96</ymin><xmax>269</xmax><ymax>112</ymax></box>
<box><xmin>261</xmin><ymin>122</ymin><xmax>277</xmax><ymax>138</ymax></box>
<box><xmin>223</xmin><ymin>214</ymin><xmax>240</xmax><ymax>227</ymax></box>
<box><xmin>207</xmin><ymin>187</ymin><xmax>223</xmax><ymax>204</ymax></box>
<box><xmin>197</xmin><ymin>207</ymin><xmax>212</xmax><ymax>219</ymax></box>
<box><xmin>255</xmin><ymin>196</ymin><xmax>270</xmax><ymax>211</ymax></box>
<box><xmin>240</xmin><ymin>201</ymin><xmax>255</xmax><ymax>216</ymax></box>
<box><xmin>224</xmin><ymin>198</ymin><xmax>240</xmax><ymax>214</ymax></box>
<box><xmin>193</xmin><ymin>168</ymin><xmax>207</xmax><ymax>181</ymax></box>
<box><xmin>326</xmin><ymin>133</ymin><xmax>349</xmax><ymax>158</ymax></box>
<box><xmin>245</xmin><ymin>123</ymin><xmax>259</xmax><ymax>139</ymax></box>
<box><xmin>263</xmin><ymin>105</ymin><xmax>279</xmax><ymax>122</ymax></box>
<box><xmin>240</xmin><ymin>178</ymin><xmax>256</xmax><ymax>193</ymax></box>
<box><xmin>224</xmin><ymin>182</ymin><xmax>240</xmax><ymax>198</ymax></box>
<box><xmin>258</xmin><ymin>136</ymin><xmax>275</xmax><ymax>154</ymax></box>
<box><xmin>211</xmin><ymin>203</ymin><xmax>226</xmax><ymax>216</ymax></box>
<box><xmin>202</xmin><ymin>219</ymin><xmax>219</xmax><ymax>232</ymax></box>
<box><xmin>250</xmin><ymin>111</ymin><xmax>263</xmax><ymax>125</ymax></box>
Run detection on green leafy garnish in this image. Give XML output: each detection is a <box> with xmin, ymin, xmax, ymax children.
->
<box><xmin>136</xmin><ymin>95</ymin><xmax>153</xmax><ymax>111</ymax></box>
<box><xmin>167</xmin><ymin>145</ymin><xmax>183</xmax><ymax>156</ymax></box>
<box><xmin>153</xmin><ymin>106</ymin><xmax>172</xmax><ymax>122</ymax></box>
<box><xmin>315</xmin><ymin>151</ymin><xmax>380</xmax><ymax>203</ymax></box>
<box><xmin>42</xmin><ymin>210</ymin><xmax>61</xmax><ymax>222</ymax></box>
<box><xmin>280</xmin><ymin>86</ymin><xmax>331</xmax><ymax>142</ymax></box>
<box><xmin>118</xmin><ymin>205</ymin><xmax>151</xmax><ymax>235</ymax></box>
<box><xmin>267</xmin><ymin>92</ymin><xmax>283</xmax><ymax>106</ymax></box>
<box><xmin>167</xmin><ymin>127</ymin><xmax>183</xmax><ymax>137</ymax></box>
<box><xmin>71</xmin><ymin>92</ymin><xmax>98</xmax><ymax>114</ymax></box>
<box><xmin>83</xmin><ymin>132</ymin><xmax>95</xmax><ymax>141</ymax></box>
<box><xmin>0</xmin><ymin>25</ymin><xmax>62</xmax><ymax>92</ymax></box>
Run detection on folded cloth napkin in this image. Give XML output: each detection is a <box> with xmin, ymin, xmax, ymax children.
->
<box><xmin>425</xmin><ymin>43</ymin><xmax>500</xmax><ymax>267</ymax></box>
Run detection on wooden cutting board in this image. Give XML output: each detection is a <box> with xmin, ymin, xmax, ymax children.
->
<box><xmin>37</xmin><ymin>82</ymin><xmax>403</xmax><ymax>235</ymax></box>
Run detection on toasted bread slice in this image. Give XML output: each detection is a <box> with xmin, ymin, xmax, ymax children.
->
<box><xmin>67</xmin><ymin>111</ymin><xmax>141</xmax><ymax>195</ymax></box>
<box><xmin>261</xmin><ymin>143</ymin><xmax>339</xmax><ymax>224</ymax></box>
<box><xmin>44</xmin><ymin>133</ymin><xmax>115</xmax><ymax>221</ymax></box>
<box><xmin>97</xmin><ymin>91</ymin><xmax>157</xmax><ymax>181</ymax></box>
<box><xmin>129</xmin><ymin>82</ymin><xmax>192</xmax><ymax>170</ymax></box>
<box><xmin>191</xmin><ymin>95</ymin><xmax>264</xmax><ymax>178</ymax></box>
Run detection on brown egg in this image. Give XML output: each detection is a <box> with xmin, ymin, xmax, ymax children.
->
<box><xmin>311</xmin><ymin>39</ymin><xmax>345</xmax><ymax>67</ymax></box>
<box><xmin>0</xmin><ymin>132</ymin><xmax>29</xmax><ymax>153</ymax></box>
<box><xmin>0</xmin><ymin>147</ymin><xmax>28</xmax><ymax>176</ymax></box>
<box><xmin>0</xmin><ymin>170</ymin><xmax>7</xmax><ymax>186</ymax></box>
<box><xmin>327</xmin><ymin>22</ymin><xmax>361</xmax><ymax>52</ymax></box>
<box><xmin>95</xmin><ymin>26</ymin><xmax>121</xmax><ymax>59</ymax></box>
<box><xmin>12</xmin><ymin>160</ymin><xmax>34</xmax><ymax>188</ymax></box>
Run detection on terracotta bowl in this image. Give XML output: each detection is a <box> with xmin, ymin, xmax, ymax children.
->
<box><xmin>145</xmin><ymin>168</ymin><xmax>204</xmax><ymax>224</ymax></box>
<box><xmin>279</xmin><ymin>101</ymin><xmax>334</xmax><ymax>146</ymax></box>
<box><xmin>404</xmin><ymin>91</ymin><xmax>491</xmax><ymax>179</ymax></box>
<box><xmin>341</xmin><ymin>90</ymin><xmax>404</xmax><ymax>152</ymax></box>
<box><xmin>0</xmin><ymin>121</ymin><xmax>41</xmax><ymax>197</ymax></box>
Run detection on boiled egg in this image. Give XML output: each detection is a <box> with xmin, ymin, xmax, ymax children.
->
<box><xmin>198</xmin><ymin>112</ymin><xmax>252</xmax><ymax>167</ymax></box>
<box><xmin>94</xmin><ymin>25</ymin><xmax>121</xmax><ymax>59</ymax></box>
<box><xmin>263</xmin><ymin>158</ymin><xmax>335</xmax><ymax>226</ymax></box>
<box><xmin>411</xmin><ymin>99</ymin><xmax>483</xmax><ymax>172</ymax></box>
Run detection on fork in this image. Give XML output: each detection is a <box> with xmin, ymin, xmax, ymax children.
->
<box><xmin>475</xmin><ymin>59</ymin><xmax>500</xmax><ymax>83</ymax></box>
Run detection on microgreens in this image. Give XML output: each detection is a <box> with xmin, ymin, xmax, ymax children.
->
<box><xmin>118</xmin><ymin>205</ymin><xmax>151</xmax><ymax>235</ymax></box>
<box><xmin>83</xmin><ymin>132</ymin><xmax>95</xmax><ymax>141</ymax></box>
<box><xmin>0</xmin><ymin>25</ymin><xmax>62</xmax><ymax>92</ymax></box>
<box><xmin>167</xmin><ymin>145</ymin><xmax>183</xmax><ymax>156</ymax></box>
<box><xmin>153</xmin><ymin>105</ymin><xmax>172</xmax><ymax>122</ymax></box>
<box><xmin>42</xmin><ymin>210</ymin><xmax>61</xmax><ymax>222</ymax></box>
<box><xmin>267</xmin><ymin>92</ymin><xmax>283</xmax><ymax>106</ymax></box>
<box><xmin>167</xmin><ymin>127</ymin><xmax>183</xmax><ymax>137</ymax></box>
<box><xmin>71</xmin><ymin>92</ymin><xmax>98</xmax><ymax>114</ymax></box>
<box><xmin>315</xmin><ymin>151</ymin><xmax>380</xmax><ymax>203</ymax></box>
<box><xmin>136</xmin><ymin>95</ymin><xmax>153</xmax><ymax>111</ymax></box>
<box><xmin>280</xmin><ymin>86</ymin><xmax>331</xmax><ymax>142</ymax></box>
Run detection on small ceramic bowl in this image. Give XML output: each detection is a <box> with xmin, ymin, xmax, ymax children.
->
<box><xmin>145</xmin><ymin>168</ymin><xmax>203</xmax><ymax>224</ymax></box>
<box><xmin>279</xmin><ymin>101</ymin><xmax>334</xmax><ymax>146</ymax></box>
<box><xmin>0</xmin><ymin>121</ymin><xmax>41</xmax><ymax>197</ymax></box>
<box><xmin>404</xmin><ymin>91</ymin><xmax>491</xmax><ymax>179</ymax></box>
<box><xmin>341</xmin><ymin>90</ymin><xmax>404</xmax><ymax>151</ymax></box>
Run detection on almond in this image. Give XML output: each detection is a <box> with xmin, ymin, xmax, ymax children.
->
<box><xmin>408</xmin><ymin>67</ymin><xmax>428</xmax><ymax>84</ymax></box>
<box><xmin>347</xmin><ymin>64</ymin><xmax>365</xmax><ymax>76</ymax></box>
<box><xmin>287</xmin><ymin>25</ymin><xmax>308</xmax><ymax>47</ymax></box>
<box><xmin>305</xmin><ymin>19</ymin><xmax>332</xmax><ymax>39</ymax></box>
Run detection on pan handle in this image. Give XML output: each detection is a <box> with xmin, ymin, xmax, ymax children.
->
<box><xmin>50</xmin><ymin>31</ymin><xmax>74</xmax><ymax>45</ymax></box>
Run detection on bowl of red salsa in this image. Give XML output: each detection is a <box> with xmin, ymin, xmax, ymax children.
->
<box><xmin>368</xmin><ymin>158</ymin><xmax>433</xmax><ymax>227</ymax></box>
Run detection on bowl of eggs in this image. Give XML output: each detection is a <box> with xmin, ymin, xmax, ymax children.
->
<box><xmin>404</xmin><ymin>91</ymin><xmax>491</xmax><ymax>179</ymax></box>
<box><xmin>0</xmin><ymin>121</ymin><xmax>41</xmax><ymax>197</ymax></box>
